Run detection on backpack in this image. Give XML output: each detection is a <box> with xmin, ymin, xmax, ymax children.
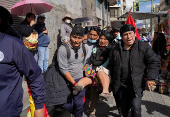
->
<box><xmin>43</xmin><ymin>43</ymin><xmax>86</xmax><ymax>106</ymax></box>
<box><xmin>23</xmin><ymin>32</ymin><xmax>38</xmax><ymax>51</ymax></box>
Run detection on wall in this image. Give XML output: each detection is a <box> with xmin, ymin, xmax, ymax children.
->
<box><xmin>41</xmin><ymin>0</ymin><xmax>82</xmax><ymax>64</ymax></box>
<box><xmin>1</xmin><ymin>0</ymin><xmax>83</xmax><ymax>64</ymax></box>
<box><xmin>81</xmin><ymin>0</ymin><xmax>96</xmax><ymax>24</ymax></box>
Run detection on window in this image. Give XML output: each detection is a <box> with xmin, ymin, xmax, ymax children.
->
<box><xmin>96</xmin><ymin>0</ymin><xmax>101</xmax><ymax>9</ymax></box>
<box><xmin>110</xmin><ymin>9</ymin><xmax>118</xmax><ymax>18</ymax></box>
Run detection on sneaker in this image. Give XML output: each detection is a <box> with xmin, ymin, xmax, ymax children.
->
<box><xmin>73</xmin><ymin>84</ymin><xmax>84</xmax><ymax>95</ymax></box>
<box><xmin>99</xmin><ymin>93</ymin><xmax>110</xmax><ymax>101</ymax></box>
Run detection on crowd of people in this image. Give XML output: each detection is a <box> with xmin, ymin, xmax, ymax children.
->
<box><xmin>0</xmin><ymin>5</ymin><xmax>162</xmax><ymax>117</ymax></box>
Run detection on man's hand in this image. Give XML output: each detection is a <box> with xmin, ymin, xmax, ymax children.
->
<box><xmin>34</xmin><ymin>108</ymin><xmax>44</xmax><ymax>117</ymax></box>
<box><xmin>147</xmin><ymin>80</ymin><xmax>156</xmax><ymax>91</ymax></box>
<box><xmin>30</xmin><ymin>20</ymin><xmax>35</xmax><ymax>26</ymax></box>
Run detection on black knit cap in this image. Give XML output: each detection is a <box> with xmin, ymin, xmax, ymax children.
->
<box><xmin>71</xmin><ymin>25</ymin><xmax>85</xmax><ymax>37</ymax></box>
<box><xmin>120</xmin><ymin>24</ymin><xmax>136</xmax><ymax>37</ymax></box>
<box><xmin>0</xmin><ymin>6</ymin><xmax>13</xmax><ymax>25</ymax></box>
<box><xmin>112</xmin><ymin>22</ymin><xmax>122</xmax><ymax>31</ymax></box>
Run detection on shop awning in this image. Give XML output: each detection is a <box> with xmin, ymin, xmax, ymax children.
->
<box><xmin>118</xmin><ymin>11</ymin><xmax>168</xmax><ymax>20</ymax></box>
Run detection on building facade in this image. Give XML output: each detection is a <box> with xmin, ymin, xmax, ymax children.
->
<box><xmin>82</xmin><ymin>0</ymin><xmax>111</xmax><ymax>28</ymax></box>
<box><xmin>1</xmin><ymin>0</ymin><xmax>82</xmax><ymax>64</ymax></box>
<box><xmin>109</xmin><ymin>0</ymin><xmax>126</xmax><ymax>26</ymax></box>
<box><xmin>159</xmin><ymin>0</ymin><xmax>170</xmax><ymax>23</ymax></box>
<box><xmin>1</xmin><ymin>0</ymin><xmax>112</xmax><ymax>64</ymax></box>
<box><xmin>153</xmin><ymin>3</ymin><xmax>160</xmax><ymax>26</ymax></box>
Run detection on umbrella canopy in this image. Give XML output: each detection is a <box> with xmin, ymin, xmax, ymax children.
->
<box><xmin>118</xmin><ymin>11</ymin><xmax>168</xmax><ymax>20</ymax></box>
<box><xmin>72</xmin><ymin>17</ymin><xmax>91</xmax><ymax>24</ymax></box>
<box><xmin>11</xmin><ymin>0</ymin><xmax>53</xmax><ymax>16</ymax></box>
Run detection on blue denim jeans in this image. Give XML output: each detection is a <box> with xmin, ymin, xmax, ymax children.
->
<box><xmin>38</xmin><ymin>46</ymin><xmax>49</xmax><ymax>72</ymax></box>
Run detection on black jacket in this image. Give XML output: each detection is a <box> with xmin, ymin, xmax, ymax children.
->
<box><xmin>20</xmin><ymin>20</ymin><xmax>34</xmax><ymax>38</ymax></box>
<box><xmin>43</xmin><ymin>62</ymin><xmax>71</xmax><ymax>106</ymax></box>
<box><xmin>34</xmin><ymin>22</ymin><xmax>46</xmax><ymax>34</ymax></box>
<box><xmin>109</xmin><ymin>39</ymin><xmax>160</xmax><ymax>96</ymax></box>
<box><xmin>89</xmin><ymin>44</ymin><xmax>112</xmax><ymax>69</ymax></box>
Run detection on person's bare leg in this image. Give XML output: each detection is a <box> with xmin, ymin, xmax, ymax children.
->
<box><xmin>73</xmin><ymin>77</ymin><xmax>92</xmax><ymax>95</ymax></box>
<box><xmin>77</xmin><ymin>77</ymin><xmax>92</xmax><ymax>87</ymax></box>
<box><xmin>97</xmin><ymin>71</ymin><xmax>110</xmax><ymax>94</ymax></box>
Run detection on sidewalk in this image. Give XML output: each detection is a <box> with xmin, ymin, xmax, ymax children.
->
<box><xmin>53</xmin><ymin>91</ymin><xmax>170</xmax><ymax>117</ymax></box>
<box><xmin>21</xmin><ymin>81</ymin><xmax>170</xmax><ymax>117</ymax></box>
<box><xmin>82</xmin><ymin>91</ymin><xmax>170</xmax><ymax>117</ymax></box>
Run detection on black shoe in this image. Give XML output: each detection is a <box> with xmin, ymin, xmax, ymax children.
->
<box><xmin>118</xmin><ymin>113</ymin><xmax>123</xmax><ymax>117</ymax></box>
<box><xmin>55</xmin><ymin>105</ymin><xmax>66</xmax><ymax>111</ymax></box>
<box><xmin>118</xmin><ymin>109</ymin><xmax>123</xmax><ymax>117</ymax></box>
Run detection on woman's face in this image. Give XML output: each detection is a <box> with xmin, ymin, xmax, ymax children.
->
<box><xmin>99</xmin><ymin>35</ymin><xmax>109</xmax><ymax>46</ymax></box>
<box><xmin>88</xmin><ymin>30</ymin><xmax>99</xmax><ymax>40</ymax></box>
<box><xmin>27</xmin><ymin>15</ymin><xmax>35</xmax><ymax>23</ymax></box>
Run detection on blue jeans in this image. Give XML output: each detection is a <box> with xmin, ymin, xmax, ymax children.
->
<box><xmin>38</xmin><ymin>46</ymin><xmax>49</xmax><ymax>72</ymax></box>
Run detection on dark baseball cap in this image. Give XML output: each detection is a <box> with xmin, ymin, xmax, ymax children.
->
<box><xmin>38</xmin><ymin>14</ymin><xmax>46</xmax><ymax>19</ymax></box>
<box><xmin>112</xmin><ymin>22</ymin><xmax>122</xmax><ymax>31</ymax></box>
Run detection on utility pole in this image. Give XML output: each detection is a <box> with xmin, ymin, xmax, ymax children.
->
<box><xmin>151</xmin><ymin>0</ymin><xmax>153</xmax><ymax>12</ymax></box>
<box><xmin>151</xmin><ymin>0</ymin><xmax>154</xmax><ymax>39</ymax></box>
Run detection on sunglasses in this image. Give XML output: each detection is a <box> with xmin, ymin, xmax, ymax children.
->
<box><xmin>74</xmin><ymin>50</ymin><xmax>78</xmax><ymax>59</ymax></box>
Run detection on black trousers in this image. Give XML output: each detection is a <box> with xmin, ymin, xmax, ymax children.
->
<box><xmin>113</xmin><ymin>92</ymin><xmax>122</xmax><ymax>113</ymax></box>
<box><xmin>115</xmin><ymin>86</ymin><xmax>142</xmax><ymax>117</ymax></box>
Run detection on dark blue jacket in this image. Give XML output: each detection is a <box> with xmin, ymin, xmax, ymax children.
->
<box><xmin>0</xmin><ymin>32</ymin><xmax>45</xmax><ymax>117</ymax></box>
<box><xmin>34</xmin><ymin>22</ymin><xmax>50</xmax><ymax>47</ymax></box>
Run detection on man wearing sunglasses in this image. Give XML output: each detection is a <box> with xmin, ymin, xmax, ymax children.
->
<box><xmin>57</xmin><ymin>25</ymin><xmax>86</xmax><ymax>117</ymax></box>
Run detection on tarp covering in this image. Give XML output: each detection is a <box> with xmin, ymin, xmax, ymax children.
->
<box><xmin>118</xmin><ymin>11</ymin><xmax>168</xmax><ymax>20</ymax></box>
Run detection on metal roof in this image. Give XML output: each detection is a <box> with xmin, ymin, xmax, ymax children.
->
<box><xmin>118</xmin><ymin>11</ymin><xmax>168</xmax><ymax>20</ymax></box>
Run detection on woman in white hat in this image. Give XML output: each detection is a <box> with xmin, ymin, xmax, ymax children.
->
<box><xmin>60</xmin><ymin>14</ymin><xmax>73</xmax><ymax>43</ymax></box>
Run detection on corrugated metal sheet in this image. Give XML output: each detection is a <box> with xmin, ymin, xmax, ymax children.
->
<box><xmin>0</xmin><ymin>0</ymin><xmax>24</xmax><ymax>29</ymax></box>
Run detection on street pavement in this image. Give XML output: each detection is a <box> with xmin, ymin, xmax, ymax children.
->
<box><xmin>21</xmin><ymin>81</ymin><xmax>170</xmax><ymax>117</ymax></box>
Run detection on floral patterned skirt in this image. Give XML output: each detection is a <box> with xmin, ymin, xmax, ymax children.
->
<box><xmin>84</xmin><ymin>64</ymin><xmax>102</xmax><ymax>91</ymax></box>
